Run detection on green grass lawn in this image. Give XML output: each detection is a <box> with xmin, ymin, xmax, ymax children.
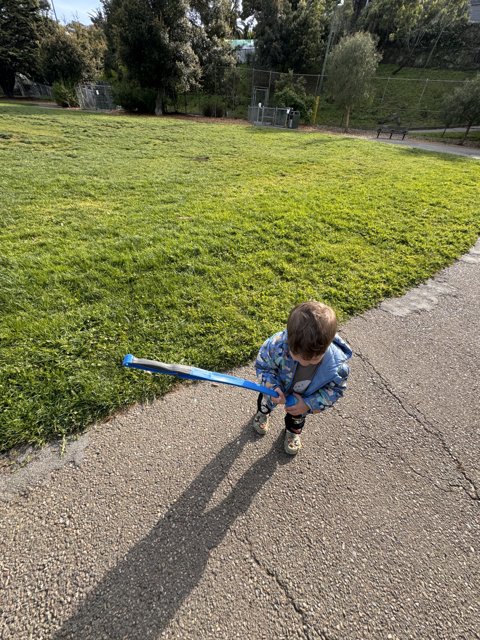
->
<box><xmin>1</xmin><ymin>103</ymin><xmax>479</xmax><ymax>451</ymax></box>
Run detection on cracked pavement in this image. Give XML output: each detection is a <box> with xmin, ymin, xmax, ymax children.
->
<box><xmin>1</xmin><ymin>240</ymin><xmax>480</xmax><ymax>639</ymax></box>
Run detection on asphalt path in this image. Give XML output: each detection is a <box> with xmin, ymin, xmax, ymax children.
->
<box><xmin>372</xmin><ymin>135</ymin><xmax>480</xmax><ymax>160</ymax></box>
<box><xmin>1</xmin><ymin>240</ymin><xmax>479</xmax><ymax>640</ymax></box>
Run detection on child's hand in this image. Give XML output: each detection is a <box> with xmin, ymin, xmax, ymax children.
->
<box><xmin>285</xmin><ymin>393</ymin><xmax>308</xmax><ymax>415</ymax></box>
<box><xmin>270</xmin><ymin>386</ymin><xmax>286</xmax><ymax>405</ymax></box>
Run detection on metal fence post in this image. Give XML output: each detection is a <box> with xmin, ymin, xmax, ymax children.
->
<box><xmin>250</xmin><ymin>67</ymin><xmax>255</xmax><ymax>106</ymax></box>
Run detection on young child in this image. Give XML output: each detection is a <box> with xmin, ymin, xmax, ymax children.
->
<box><xmin>253</xmin><ymin>301</ymin><xmax>352</xmax><ymax>455</ymax></box>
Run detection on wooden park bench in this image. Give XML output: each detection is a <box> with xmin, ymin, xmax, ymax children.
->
<box><xmin>376</xmin><ymin>126</ymin><xmax>408</xmax><ymax>140</ymax></box>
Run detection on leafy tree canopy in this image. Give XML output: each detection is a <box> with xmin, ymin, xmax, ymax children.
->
<box><xmin>254</xmin><ymin>0</ymin><xmax>336</xmax><ymax>72</ymax></box>
<box><xmin>39</xmin><ymin>22</ymin><xmax>105</xmax><ymax>85</ymax></box>
<box><xmin>441</xmin><ymin>73</ymin><xmax>480</xmax><ymax>142</ymax></box>
<box><xmin>0</xmin><ymin>0</ymin><xmax>50</xmax><ymax>95</ymax></box>
<box><xmin>361</xmin><ymin>0</ymin><xmax>469</xmax><ymax>69</ymax></box>
<box><xmin>66</xmin><ymin>21</ymin><xmax>107</xmax><ymax>81</ymax></box>
<box><xmin>102</xmin><ymin>0</ymin><xmax>201</xmax><ymax>114</ymax></box>
<box><xmin>189</xmin><ymin>0</ymin><xmax>237</xmax><ymax>94</ymax></box>
<box><xmin>326</xmin><ymin>31</ymin><xmax>381</xmax><ymax>129</ymax></box>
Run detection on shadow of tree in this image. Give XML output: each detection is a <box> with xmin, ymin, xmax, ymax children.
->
<box><xmin>54</xmin><ymin>426</ymin><xmax>287</xmax><ymax>639</ymax></box>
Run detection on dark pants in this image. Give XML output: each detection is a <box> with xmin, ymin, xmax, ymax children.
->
<box><xmin>257</xmin><ymin>393</ymin><xmax>306</xmax><ymax>434</ymax></box>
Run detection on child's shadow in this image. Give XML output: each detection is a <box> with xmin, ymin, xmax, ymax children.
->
<box><xmin>55</xmin><ymin>425</ymin><xmax>288</xmax><ymax>639</ymax></box>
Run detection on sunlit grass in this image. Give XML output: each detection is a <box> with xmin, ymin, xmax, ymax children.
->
<box><xmin>1</xmin><ymin>103</ymin><xmax>479</xmax><ymax>450</ymax></box>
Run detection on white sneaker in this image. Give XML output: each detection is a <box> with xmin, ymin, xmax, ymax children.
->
<box><xmin>252</xmin><ymin>412</ymin><xmax>270</xmax><ymax>435</ymax></box>
<box><xmin>284</xmin><ymin>430</ymin><xmax>302</xmax><ymax>455</ymax></box>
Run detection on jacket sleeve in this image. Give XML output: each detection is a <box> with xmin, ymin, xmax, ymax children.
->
<box><xmin>255</xmin><ymin>336</ymin><xmax>283</xmax><ymax>390</ymax></box>
<box><xmin>303</xmin><ymin>363</ymin><xmax>349</xmax><ymax>413</ymax></box>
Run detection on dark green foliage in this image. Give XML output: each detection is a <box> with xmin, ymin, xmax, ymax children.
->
<box><xmin>39</xmin><ymin>25</ymin><xmax>86</xmax><ymax>84</ymax></box>
<box><xmin>0</xmin><ymin>0</ymin><xmax>47</xmax><ymax>95</ymax></box>
<box><xmin>201</xmin><ymin>96</ymin><xmax>225</xmax><ymax>116</ymax></box>
<box><xmin>102</xmin><ymin>0</ymin><xmax>200</xmax><ymax>114</ymax></box>
<box><xmin>441</xmin><ymin>74</ymin><xmax>480</xmax><ymax>142</ymax></box>
<box><xmin>64</xmin><ymin>22</ymin><xmax>107</xmax><ymax>82</ymax></box>
<box><xmin>190</xmin><ymin>0</ymin><xmax>236</xmax><ymax>95</ymax></box>
<box><xmin>52</xmin><ymin>81</ymin><xmax>79</xmax><ymax>107</ymax></box>
<box><xmin>273</xmin><ymin>71</ymin><xmax>314</xmax><ymax>118</ymax></box>
<box><xmin>326</xmin><ymin>32</ymin><xmax>381</xmax><ymax>129</ymax></box>
<box><xmin>111</xmin><ymin>78</ymin><xmax>156</xmax><ymax>113</ymax></box>
<box><xmin>286</xmin><ymin>0</ymin><xmax>328</xmax><ymax>72</ymax></box>
<box><xmin>254</xmin><ymin>0</ymin><xmax>330</xmax><ymax>73</ymax></box>
<box><xmin>254</xmin><ymin>0</ymin><xmax>287</xmax><ymax>70</ymax></box>
<box><xmin>360</xmin><ymin>0</ymin><xmax>470</xmax><ymax>70</ymax></box>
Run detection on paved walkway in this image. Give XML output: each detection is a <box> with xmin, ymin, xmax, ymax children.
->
<box><xmin>372</xmin><ymin>136</ymin><xmax>480</xmax><ymax>159</ymax></box>
<box><xmin>410</xmin><ymin>126</ymin><xmax>480</xmax><ymax>134</ymax></box>
<box><xmin>1</xmin><ymin>241</ymin><xmax>480</xmax><ymax>639</ymax></box>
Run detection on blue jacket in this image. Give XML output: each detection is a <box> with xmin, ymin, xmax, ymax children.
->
<box><xmin>255</xmin><ymin>330</ymin><xmax>352</xmax><ymax>413</ymax></box>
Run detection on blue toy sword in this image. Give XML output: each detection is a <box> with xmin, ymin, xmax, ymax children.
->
<box><xmin>122</xmin><ymin>354</ymin><xmax>297</xmax><ymax>407</ymax></box>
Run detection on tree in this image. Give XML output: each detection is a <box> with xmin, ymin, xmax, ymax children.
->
<box><xmin>253</xmin><ymin>0</ymin><xmax>285</xmax><ymax>70</ymax></box>
<box><xmin>361</xmin><ymin>0</ymin><xmax>470</xmax><ymax>72</ymax></box>
<box><xmin>287</xmin><ymin>0</ymin><xmax>329</xmax><ymax>72</ymax></box>
<box><xmin>190</xmin><ymin>0</ymin><xmax>236</xmax><ymax>95</ymax></box>
<box><xmin>0</xmin><ymin>0</ymin><xmax>49</xmax><ymax>96</ymax></box>
<box><xmin>36</xmin><ymin>21</ymin><xmax>106</xmax><ymax>108</ymax></box>
<box><xmin>325</xmin><ymin>31</ymin><xmax>381</xmax><ymax>130</ymax></box>
<box><xmin>38</xmin><ymin>24</ymin><xmax>87</xmax><ymax>85</ymax></box>
<box><xmin>66</xmin><ymin>21</ymin><xmax>107</xmax><ymax>81</ymax></box>
<box><xmin>102</xmin><ymin>0</ymin><xmax>201</xmax><ymax>115</ymax></box>
<box><xmin>441</xmin><ymin>74</ymin><xmax>480</xmax><ymax>144</ymax></box>
<box><xmin>254</xmin><ymin>0</ymin><xmax>334</xmax><ymax>73</ymax></box>
<box><xmin>273</xmin><ymin>69</ymin><xmax>314</xmax><ymax>118</ymax></box>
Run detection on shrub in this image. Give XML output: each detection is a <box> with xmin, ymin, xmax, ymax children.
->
<box><xmin>273</xmin><ymin>71</ymin><xmax>314</xmax><ymax>120</ymax></box>
<box><xmin>52</xmin><ymin>82</ymin><xmax>79</xmax><ymax>108</ymax></box>
<box><xmin>273</xmin><ymin>86</ymin><xmax>314</xmax><ymax>120</ymax></box>
<box><xmin>441</xmin><ymin>74</ymin><xmax>480</xmax><ymax>142</ymax></box>
<box><xmin>201</xmin><ymin>97</ymin><xmax>226</xmax><ymax>117</ymax></box>
<box><xmin>111</xmin><ymin>79</ymin><xmax>156</xmax><ymax>114</ymax></box>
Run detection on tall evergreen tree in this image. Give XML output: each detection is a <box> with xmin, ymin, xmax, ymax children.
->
<box><xmin>190</xmin><ymin>0</ymin><xmax>236</xmax><ymax>95</ymax></box>
<box><xmin>254</xmin><ymin>0</ymin><xmax>286</xmax><ymax>70</ymax></box>
<box><xmin>102</xmin><ymin>0</ymin><xmax>201</xmax><ymax>114</ymax></box>
<box><xmin>287</xmin><ymin>0</ymin><xmax>329</xmax><ymax>72</ymax></box>
<box><xmin>0</xmin><ymin>0</ymin><xmax>49</xmax><ymax>96</ymax></box>
<box><xmin>254</xmin><ymin>0</ymin><xmax>333</xmax><ymax>72</ymax></box>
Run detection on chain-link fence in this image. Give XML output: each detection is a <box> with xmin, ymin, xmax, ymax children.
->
<box><xmin>12</xmin><ymin>74</ymin><xmax>53</xmax><ymax>99</ymax></box>
<box><xmin>0</xmin><ymin>68</ymin><xmax>469</xmax><ymax>128</ymax></box>
<box><xmin>176</xmin><ymin>67</ymin><xmax>469</xmax><ymax>129</ymax></box>
<box><xmin>76</xmin><ymin>83</ymin><xmax>115</xmax><ymax>111</ymax></box>
<box><xmin>248</xmin><ymin>105</ymin><xmax>300</xmax><ymax>128</ymax></box>
<box><xmin>368</xmin><ymin>75</ymin><xmax>468</xmax><ymax>129</ymax></box>
<box><xmin>67</xmin><ymin>66</ymin><xmax>469</xmax><ymax>130</ymax></box>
